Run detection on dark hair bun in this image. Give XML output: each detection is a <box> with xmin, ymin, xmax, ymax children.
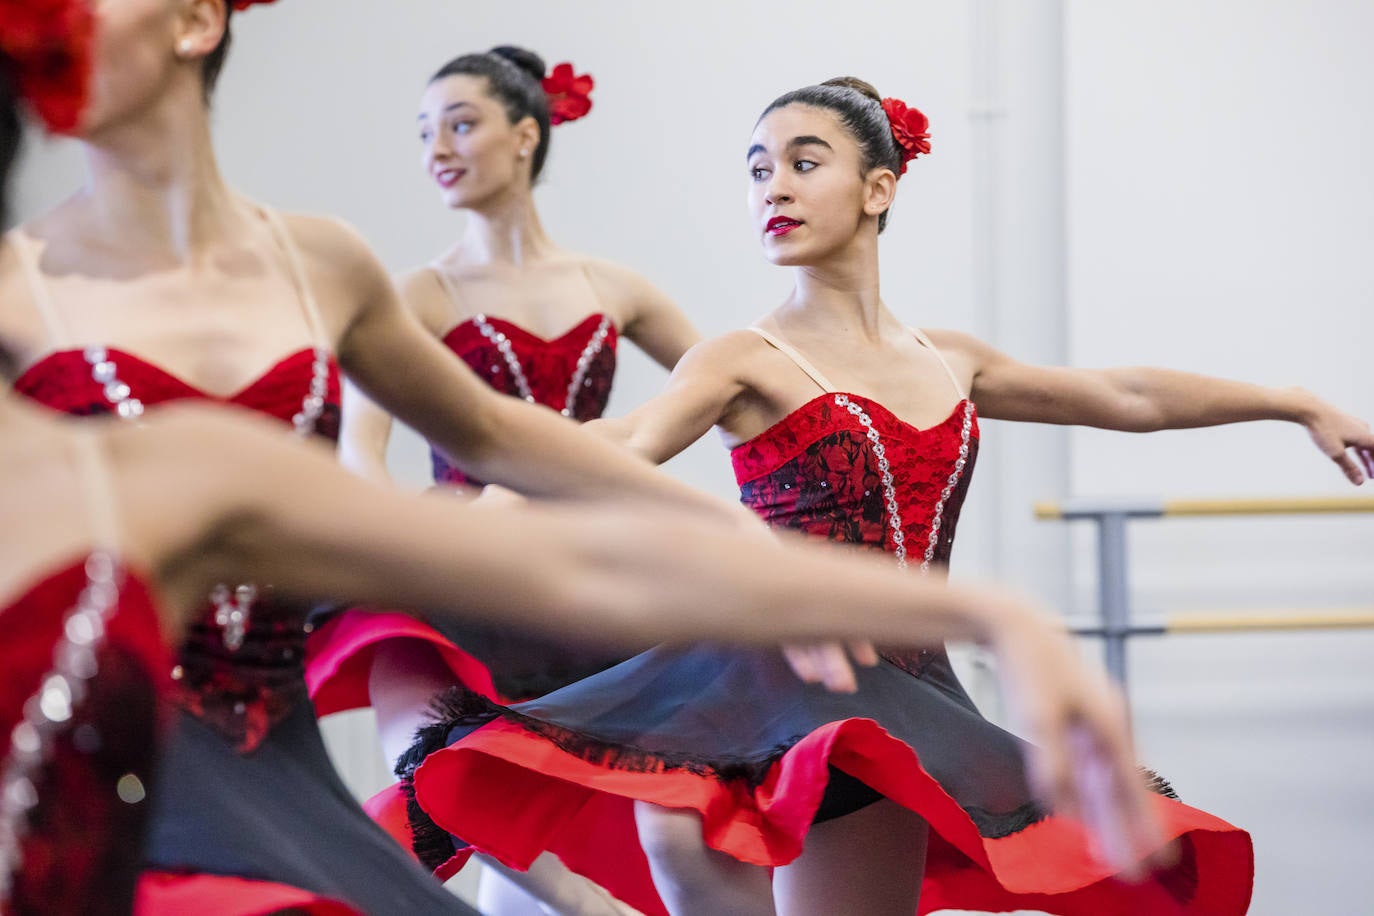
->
<box><xmin>821</xmin><ymin>76</ymin><xmax>881</xmax><ymax>104</ymax></box>
<box><xmin>489</xmin><ymin>46</ymin><xmax>547</xmax><ymax>83</ymax></box>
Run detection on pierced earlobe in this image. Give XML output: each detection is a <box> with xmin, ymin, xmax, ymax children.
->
<box><xmin>177</xmin><ymin>39</ymin><xmax>194</xmax><ymax>58</ymax></box>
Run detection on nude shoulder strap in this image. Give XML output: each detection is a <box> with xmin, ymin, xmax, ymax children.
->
<box><xmin>745</xmin><ymin>327</ymin><xmax>838</xmax><ymax>394</ymax></box>
<box><xmin>6</xmin><ymin>230</ymin><xmax>72</xmax><ymax>348</ymax></box>
<box><xmin>258</xmin><ymin>207</ymin><xmax>331</xmax><ymax>352</ymax></box>
<box><xmin>910</xmin><ymin>326</ymin><xmax>967</xmax><ymax>400</ymax></box>
<box><xmin>428</xmin><ymin>262</ymin><xmax>472</xmax><ymax>319</ymax></box>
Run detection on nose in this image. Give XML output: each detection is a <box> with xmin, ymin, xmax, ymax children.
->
<box><xmin>765</xmin><ymin>172</ymin><xmax>793</xmax><ymax>207</ymax></box>
<box><xmin>430</xmin><ymin>129</ymin><xmax>455</xmax><ymax>160</ymax></box>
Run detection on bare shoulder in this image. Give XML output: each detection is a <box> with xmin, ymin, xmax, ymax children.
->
<box><xmin>579</xmin><ymin>256</ymin><xmax>653</xmax><ymax>296</ymax></box>
<box><xmin>578</xmin><ymin>256</ymin><xmax>669</xmax><ymax>314</ymax></box>
<box><xmin>273</xmin><ymin>212</ymin><xmax>379</xmax><ymax>276</ymax></box>
<box><xmin>674</xmin><ymin>328</ymin><xmax>777</xmax><ymax>386</ymax></box>
<box><xmin>922</xmin><ymin>327</ymin><xmax>989</xmax><ymax>356</ymax></box>
<box><xmin>270</xmin><ymin>211</ymin><xmax>394</xmax><ymax>332</ymax></box>
<box><xmin>392</xmin><ymin>265</ymin><xmax>450</xmax><ymax>332</ymax></box>
<box><xmin>683</xmin><ymin>328</ymin><xmax>771</xmax><ymax>365</ymax></box>
<box><xmin>921</xmin><ymin>327</ymin><xmax>1003</xmax><ymax>375</ymax></box>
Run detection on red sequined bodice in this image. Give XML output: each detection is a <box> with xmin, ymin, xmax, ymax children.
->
<box><xmin>1</xmin><ymin>561</ymin><xmax>169</xmax><ymax>914</ymax></box>
<box><xmin>731</xmin><ymin>393</ymin><xmax>979</xmax><ymax>567</ymax></box>
<box><xmin>431</xmin><ymin>314</ymin><xmax>618</xmax><ymax>486</ymax></box>
<box><xmin>14</xmin><ymin>349</ymin><xmax>342</xmax><ymax>753</ymax></box>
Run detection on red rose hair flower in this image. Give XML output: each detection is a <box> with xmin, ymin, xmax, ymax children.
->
<box><xmin>231</xmin><ymin>1</ymin><xmax>280</xmax><ymax>9</ymax></box>
<box><xmin>0</xmin><ymin>0</ymin><xmax>94</xmax><ymax>134</ymax></box>
<box><xmin>880</xmin><ymin>97</ymin><xmax>932</xmax><ymax>175</ymax></box>
<box><xmin>541</xmin><ymin>62</ymin><xmax>593</xmax><ymax>126</ymax></box>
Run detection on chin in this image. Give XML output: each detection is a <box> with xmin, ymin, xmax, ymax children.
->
<box><xmin>761</xmin><ymin>241</ymin><xmax>815</xmax><ymax>268</ymax></box>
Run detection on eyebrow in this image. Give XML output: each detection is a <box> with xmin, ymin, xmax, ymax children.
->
<box><xmin>417</xmin><ymin>102</ymin><xmax>477</xmax><ymax>121</ymax></box>
<box><xmin>745</xmin><ymin>135</ymin><xmax>835</xmax><ymax>160</ymax></box>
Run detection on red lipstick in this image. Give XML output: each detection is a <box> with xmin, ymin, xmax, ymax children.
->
<box><xmin>435</xmin><ymin>168</ymin><xmax>466</xmax><ymax>189</ymax></box>
<box><xmin>766</xmin><ymin>216</ymin><xmax>803</xmax><ymax>237</ymax></box>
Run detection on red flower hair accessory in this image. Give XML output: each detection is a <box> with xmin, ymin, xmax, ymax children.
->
<box><xmin>0</xmin><ymin>0</ymin><xmax>94</xmax><ymax>134</ymax></box>
<box><xmin>231</xmin><ymin>1</ymin><xmax>280</xmax><ymax>9</ymax></box>
<box><xmin>541</xmin><ymin>62</ymin><xmax>593</xmax><ymax>126</ymax></box>
<box><xmin>880</xmin><ymin>97</ymin><xmax>931</xmax><ymax>175</ymax></box>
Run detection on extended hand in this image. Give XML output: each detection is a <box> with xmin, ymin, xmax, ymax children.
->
<box><xmin>993</xmin><ymin>604</ymin><xmax>1169</xmax><ymax>877</ymax></box>
<box><xmin>1304</xmin><ymin>402</ymin><xmax>1374</xmax><ymax>485</ymax></box>
<box><xmin>782</xmin><ymin>640</ymin><xmax>881</xmax><ymax>693</ymax></box>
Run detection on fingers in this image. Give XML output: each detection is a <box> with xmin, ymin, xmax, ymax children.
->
<box><xmin>847</xmin><ymin>640</ymin><xmax>880</xmax><ymax>667</ymax></box>
<box><xmin>814</xmin><ymin>643</ymin><xmax>859</xmax><ymax>692</ymax></box>
<box><xmin>1333</xmin><ymin>451</ymin><xmax>1365</xmax><ymax>485</ymax></box>
<box><xmin>782</xmin><ymin>644</ymin><xmax>821</xmax><ymax>684</ymax></box>
<box><xmin>1023</xmin><ymin>707</ymin><xmax>1079</xmax><ymax>824</ymax></box>
<box><xmin>782</xmin><ymin>643</ymin><xmax>859</xmax><ymax>692</ymax></box>
<box><xmin>1360</xmin><ymin>447</ymin><xmax>1374</xmax><ymax>481</ymax></box>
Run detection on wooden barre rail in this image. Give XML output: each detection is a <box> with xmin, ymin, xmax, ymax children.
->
<box><xmin>1032</xmin><ymin>495</ymin><xmax>1373</xmax><ymax>684</ymax></box>
<box><xmin>1035</xmin><ymin>495</ymin><xmax>1374</xmax><ymax>520</ymax></box>
<box><xmin>1070</xmin><ymin>609</ymin><xmax>1374</xmax><ymax>637</ymax></box>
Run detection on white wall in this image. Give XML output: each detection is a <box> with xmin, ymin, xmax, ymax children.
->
<box><xmin>1065</xmin><ymin>2</ymin><xmax>1374</xmax><ymax>913</ymax></box>
<box><xmin>13</xmin><ymin>1</ymin><xmax>1372</xmax><ymax>913</ymax></box>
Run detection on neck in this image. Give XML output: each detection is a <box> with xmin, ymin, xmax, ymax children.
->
<box><xmin>456</xmin><ymin>184</ymin><xmax>554</xmax><ymax>266</ymax></box>
<box><xmin>777</xmin><ymin>230</ymin><xmax>890</xmax><ymax>341</ymax></box>
<box><xmin>77</xmin><ymin>83</ymin><xmax>248</xmax><ymax>263</ymax></box>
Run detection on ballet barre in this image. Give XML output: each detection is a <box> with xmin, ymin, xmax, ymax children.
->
<box><xmin>1033</xmin><ymin>495</ymin><xmax>1374</xmax><ymax>685</ymax></box>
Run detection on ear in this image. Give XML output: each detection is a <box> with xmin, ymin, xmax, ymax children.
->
<box><xmin>175</xmin><ymin>0</ymin><xmax>228</xmax><ymax>60</ymax></box>
<box><xmin>513</xmin><ymin>115</ymin><xmax>542</xmax><ymax>160</ymax></box>
<box><xmin>861</xmin><ymin>167</ymin><xmax>899</xmax><ymax>220</ymax></box>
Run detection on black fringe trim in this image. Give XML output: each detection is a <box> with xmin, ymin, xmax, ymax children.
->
<box><xmin>964</xmin><ymin>802</ymin><xmax>1048</xmax><ymax>838</ymax></box>
<box><xmin>415</xmin><ymin>686</ymin><xmax>809</xmax><ymax>789</ymax></box>
<box><xmin>393</xmin><ymin>712</ymin><xmax>465</xmax><ymax>873</ymax></box>
<box><xmin>1141</xmin><ymin>766</ymin><xmax>1180</xmax><ymax>799</ymax></box>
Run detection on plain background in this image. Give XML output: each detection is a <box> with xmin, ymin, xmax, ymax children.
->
<box><xmin>14</xmin><ymin>1</ymin><xmax>1371</xmax><ymax>912</ymax></box>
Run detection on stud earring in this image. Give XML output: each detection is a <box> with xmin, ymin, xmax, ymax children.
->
<box><xmin>178</xmin><ymin>39</ymin><xmax>194</xmax><ymax>57</ymax></box>
<box><xmin>519</xmin><ymin>149</ymin><xmax>530</xmax><ymax>159</ymax></box>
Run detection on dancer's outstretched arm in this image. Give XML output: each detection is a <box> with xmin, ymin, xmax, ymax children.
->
<box><xmin>588</xmin><ymin>330</ymin><xmax>763</xmax><ymax>462</ymax></box>
<box><xmin>932</xmin><ymin>329</ymin><xmax>1374</xmax><ymax>484</ymax></box>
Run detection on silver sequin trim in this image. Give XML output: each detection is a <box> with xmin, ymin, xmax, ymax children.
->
<box><xmin>1</xmin><ymin>553</ymin><xmax>121</xmax><ymax>902</ymax></box>
<box><xmin>835</xmin><ymin>396</ymin><xmax>974</xmax><ymax>573</ymax></box>
<box><xmin>920</xmin><ymin>402</ymin><xmax>975</xmax><ymax>571</ymax></box>
<box><xmin>472</xmin><ymin>314</ymin><xmax>614</xmax><ymax>418</ymax></box>
<box><xmin>835</xmin><ymin>395</ymin><xmax>908</xmax><ymax>569</ymax></box>
<box><xmin>474</xmin><ymin>315</ymin><xmax>536</xmax><ymax>404</ymax></box>
<box><xmin>561</xmin><ymin>316</ymin><xmax>613</xmax><ymax>418</ymax></box>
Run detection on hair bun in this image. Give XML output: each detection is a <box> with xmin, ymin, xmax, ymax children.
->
<box><xmin>489</xmin><ymin>46</ymin><xmax>547</xmax><ymax>83</ymax></box>
<box><xmin>821</xmin><ymin>76</ymin><xmax>882</xmax><ymax>104</ymax></box>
